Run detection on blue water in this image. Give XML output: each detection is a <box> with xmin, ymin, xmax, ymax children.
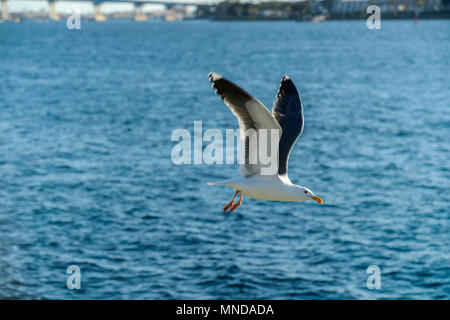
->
<box><xmin>0</xmin><ymin>19</ymin><xmax>449</xmax><ymax>299</ymax></box>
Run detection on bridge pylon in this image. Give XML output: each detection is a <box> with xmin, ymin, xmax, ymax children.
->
<box><xmin>1</xmin><ymin>0</ymin><xmax>10</xmax><ymax>21</ymax></box>
<box><xmin>165</xmin><ymin>6</ymin><xmax>184</xmax><ymax>21</ymax></box>
<box><xmin>93</xmin><ymin>1</ymin><xmax>106</xmax><ymax>22</ymax></box>
<box><xmin>48</xmin><ymin>0</ymin><xmax>60</xmax><ymax>21</ymax></box>
<box><xmin>134</xmin><ymin>3</ymin><xmax>147</xmax><ymax>22</ymax></box>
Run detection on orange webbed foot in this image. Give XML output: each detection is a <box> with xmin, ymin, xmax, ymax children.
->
<box><xmin>223</xmin><ymin>202</ymin><xmax>233</xmax><ymax>212</ymax></box>
<box><xmin>223</xmin><ymin>190</ymin><xmax>240</xmax><ymax>213</ymax></box>
<box><xmin>228</xmin><ymin>203</ymin><xmax>240</xmax><ymax>213</ymax></box>
<box><xmin>228</xmin><ymin>193</ymin><xmax>243</xmax><ymax>213</ymax></box>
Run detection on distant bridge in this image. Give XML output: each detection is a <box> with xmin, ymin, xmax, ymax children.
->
<box><xmin>1</xmin><ymin>0</ymin><xmax>218</xmax><ymax>21</ymax></box>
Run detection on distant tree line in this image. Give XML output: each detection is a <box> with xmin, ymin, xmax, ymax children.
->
<box><xmin>196</xmin><ymin>1</ymin><xmax>314</xmax><ymax>21</ymax></box>
<box><xmin>195</xmin><ymin>0</ymin><xmax>450</xmax><ymax>20</ymax></box>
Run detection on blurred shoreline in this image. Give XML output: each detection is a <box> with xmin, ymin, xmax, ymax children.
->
<box><xmin>198</xmin><ymin>0</ymin><xmax>450</xmax><ymax>22</ymax></box>
<box><xmin>2</xmin><ymin>0</ymin><xmax>450</xmax><ymax>23</ymax></box>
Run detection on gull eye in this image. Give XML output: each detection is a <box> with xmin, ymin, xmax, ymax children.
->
<box><xmin>304</xmin><ymin>190</ymin><xmax>308</xmax><ymax>194</ymax></box>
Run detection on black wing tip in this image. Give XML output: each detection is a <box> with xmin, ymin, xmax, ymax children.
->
<box><xmin>208</xmin><ymin>72</ymin><xmax>226</xmax><ymax>100</ymax></box>
<box><xmin>281</xmin><ymin>74</ymin><xmax>294</xmax><ymax>86</ymax></box>
<box><xmin>278</xmin><ymin>74</ymin><xmax>298</xmax><ymax>96</ymax></box>
<box><xmin>208</xmin><ymin>72</ymin><xmax>222</xmax><ymax>82</ymax></box>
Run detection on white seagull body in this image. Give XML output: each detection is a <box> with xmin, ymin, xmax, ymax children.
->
<box><xmin>208</xmin><ymin>72</ymin><xmax>323</xmax><ymax>213</ymax></box>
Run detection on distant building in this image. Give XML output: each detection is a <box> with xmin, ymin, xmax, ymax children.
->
<box><xmin>310</xmin><ymin>1</ymin><xmax>329</xmax><ymax>16</ymax></box>
<box><xmin>259</xmin><ymin>9</ymin><xmax>289</xmax><ymax>19</ymax></box>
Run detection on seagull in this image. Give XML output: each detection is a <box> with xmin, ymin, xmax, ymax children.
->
<box><xmin>208</xmin><ymin>72</ymin><xmax>323</xmax><ymax>213</ymax></box>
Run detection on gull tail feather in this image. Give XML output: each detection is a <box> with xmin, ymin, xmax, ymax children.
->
<box><xmin>207</xmin><ymin>177</ymin><xmax>240</xmax><ymax>187</ymax></box>
<box><xmin>207</xmin><ymin>180</ymin><xmax>228</xmax><ymax>186</ymax></box>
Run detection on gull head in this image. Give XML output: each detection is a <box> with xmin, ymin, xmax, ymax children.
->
<box><xmin>295</xmin><ymin>186</ymin><xmax>323</xmax><ymax>204</ymax></box>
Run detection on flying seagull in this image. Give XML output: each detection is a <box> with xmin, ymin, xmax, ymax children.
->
<box><xmin>208</xmin><ymin>72</ymin><xmax>323</xmax><ymax>213</ymax></box>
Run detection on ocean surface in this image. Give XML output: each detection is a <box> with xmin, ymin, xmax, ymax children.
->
<box><xmin>0</xmin><ymin>19</ymin><xmax>449</xmax><ymax>300</ymax></box>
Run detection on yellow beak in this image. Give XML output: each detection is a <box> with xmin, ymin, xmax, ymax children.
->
<box><xmin>312</xmin><ymin>196</ymin><xmax>323</xmax><ymax>204</ymax></box>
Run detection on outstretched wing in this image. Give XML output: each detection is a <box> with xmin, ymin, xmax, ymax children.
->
<box><xmin>209</xmin><ymin>72</ymin><xmax>282</xmax><ymax>176</ymax></box>
<box><xmin>272</xmin><ymin>75</ymin><xmax>304</xmax><ymax>176</ymax></box>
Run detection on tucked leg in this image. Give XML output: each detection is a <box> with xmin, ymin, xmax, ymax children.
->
<box><xmin>223</xmin><ymin>190</ymin><xmax>239</xmax><ymax>212</ymax></box>
<box><xmin>228</xmin><ymin>192</ymin><xmax>243</xmax><ymax>213</ymax></box>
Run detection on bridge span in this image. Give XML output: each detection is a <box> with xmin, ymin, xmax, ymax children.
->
<box><xmin>1</xmin><ymin>0</ymin><xmax>215</xmax><ymax>22</ymax></box>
